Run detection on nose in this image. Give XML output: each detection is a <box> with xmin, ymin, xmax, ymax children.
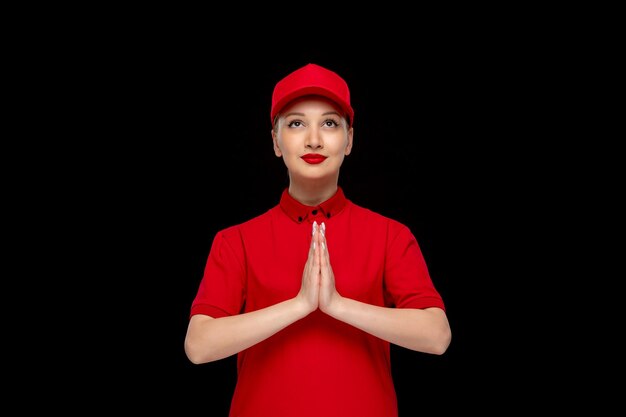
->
<box><xmin>305</xmin><ymin>125</ymin><xmax>323</xmax><ymax>149</ymax></box>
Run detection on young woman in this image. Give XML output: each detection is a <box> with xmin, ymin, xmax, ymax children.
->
<box><xmin>184</xmin><ymin>63</ymin><xmax>451</xmax><ymax>417</ymax></box>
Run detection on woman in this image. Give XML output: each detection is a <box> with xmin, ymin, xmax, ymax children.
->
<box><xmin>184</xmin><ymin>63</ymin><xmax>451</xmax><ymax>417</ymax></box>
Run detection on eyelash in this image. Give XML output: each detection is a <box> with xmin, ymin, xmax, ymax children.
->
<box><xmin>287</xmin><ymin>119</ymin><xmax>339</xmax><ymax>128</ymax></box>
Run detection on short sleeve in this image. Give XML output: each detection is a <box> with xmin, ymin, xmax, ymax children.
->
<box><xmin>383</xmin><ymin>223</ymin><xmax>445</xmax><ymax>311</ymax></box>
<box><xmin>190</xmin><ymin>227</ymin><xmax>246</xmax><ymax>318</ymax></box>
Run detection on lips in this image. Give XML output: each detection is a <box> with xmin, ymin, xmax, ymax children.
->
<box><xmin>301</xmin><ymin>154</ymin><xmax>327</xmax><ymax>164</ymax></box>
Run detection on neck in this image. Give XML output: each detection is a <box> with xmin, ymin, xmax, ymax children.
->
<box><xmin>288</xmin><ymin>181</ymin><xmax>338</xmax><ymax>206</ymax></box>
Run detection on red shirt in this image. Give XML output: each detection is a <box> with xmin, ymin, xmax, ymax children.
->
<box><xmin>190</xmin><ymin>187</ymin><xmax>445</xmax><ymax>417</ymax></box>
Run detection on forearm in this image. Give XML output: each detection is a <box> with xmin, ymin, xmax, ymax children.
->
<box><xmin>326</xmin><ymin>298</ymin><xmax>451</xmax><ymax>355</ymax></box>
<box><xmin>185</xmin><ymin>298</ymin><xmax>310</xmax><ymax>364</ymax></box>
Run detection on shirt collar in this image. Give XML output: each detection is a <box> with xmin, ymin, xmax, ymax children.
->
<box><xmin>279</xmin><ymin>187</ymin><xmax>348</xmax><ymax>224</ymax></box>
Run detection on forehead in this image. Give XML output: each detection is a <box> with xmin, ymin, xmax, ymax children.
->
<box><xmin>280</xmin><ymin>95</ymin><xmax>343</xmax><ymax>116</ymax></box>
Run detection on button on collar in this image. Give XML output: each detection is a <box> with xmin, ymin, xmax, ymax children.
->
<box><xmin>279</xmin><ymin>187</ymin><xmax>348</xmax><ymax>224</ymax></box>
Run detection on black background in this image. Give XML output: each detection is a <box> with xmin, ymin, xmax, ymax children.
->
<box><xmin>9</xmin><ymin>5</ymin><xmax>617</xmax><ymax>412</ymax></box>
<box><xmin>112</xmin><ymin>53</ymin><xmax>523</xmax><ymax>413</ymax></box>
<box><xmin>29</xmin><ymin>28</ymin><xmax>563</xmax><ymax>414</ymax></box>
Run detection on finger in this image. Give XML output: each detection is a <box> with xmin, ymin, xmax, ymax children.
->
<box><xmin>320</xmin><ymin>222</ymin><xmax>328</xmax><ymax>257</ymax></box>
<box><xmin>311</xmin><ymin>221</ymin><xmax>318</xmax><ymax>251</ymax></box>
<box><xmin>315</xmin><ymin>227</ymin><xmax>323</xmax><ymax>262</ymax></box>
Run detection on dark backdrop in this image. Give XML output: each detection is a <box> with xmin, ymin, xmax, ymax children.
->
<box><xmin>12</xmin><ymin>8</ymin><xmax>605</xmax><ymax>413</ymax></box>
<box><xmin>58</xmin><ymin>40</ymin><xmax>543</xmax><ymax>414</ymax></box>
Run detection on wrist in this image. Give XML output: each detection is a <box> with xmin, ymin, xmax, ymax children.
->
<box><xmin>323</xmin><ymin>294</ymin><xmax>346</xmax><ymax>319</ymax></box>
<box><xmin>291</xmin><ymin>296</ymin><xmax>315</xmax><ymax>318</ymax></box>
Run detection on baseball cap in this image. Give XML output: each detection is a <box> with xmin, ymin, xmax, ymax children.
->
<box><xmin>271</xmin><ymin>63</ymin><xmax>354</xmax><ymax>127</ymax></box>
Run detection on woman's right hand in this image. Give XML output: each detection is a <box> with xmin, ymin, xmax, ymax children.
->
<box><xmin>296</xmin><ymin>221</ymin><xmax>321</xmax><ymax>314</ymax></box>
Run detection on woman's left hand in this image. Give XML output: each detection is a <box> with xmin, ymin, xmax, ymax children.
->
<box><xmin>316</xmin><ymin>222</ymin><xmax>342</xmax><ymax>314</ymax></box>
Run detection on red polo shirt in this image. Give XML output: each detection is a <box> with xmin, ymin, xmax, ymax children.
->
<box><xmin>190</xmin><ymin>187</ymin><xmax>445</xmax><ymax>417</ymax></box>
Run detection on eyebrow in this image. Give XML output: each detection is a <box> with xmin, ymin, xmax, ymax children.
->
<box><xmin>284</xmin><ymin>111</ymin><xmax>341</xmax><ymax>118</ymax></box>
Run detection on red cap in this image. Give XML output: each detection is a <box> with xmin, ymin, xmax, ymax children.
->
<box><xmin>271</xmin><ymin>63</ymin><xmax>354</xmax><ymax>127</ymax></box>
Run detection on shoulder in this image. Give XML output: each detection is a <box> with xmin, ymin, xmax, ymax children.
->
<box><xmin>217</xmin><ymin>205</ymin><xmax>279</xmax><ymax>238</ymax></box>
<box><xmin>347</xmin><ymin>199</ymin><xmax>407</xmax><ymax>230</ymax></box>
<box><xmin>346</xmin><ymin>200</ymin><xmax>424</xmax><ymax>259</ymax></box>
<box><xmin>345</xmin><ymin>200</ymin><xmax>413</xmax><ymax>244</ymax></box>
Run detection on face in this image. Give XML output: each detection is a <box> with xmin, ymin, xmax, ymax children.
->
<box><xmin>272</xmin><ymin>96</ymin><xmax>353</xmax><ymax>183</ymax></box>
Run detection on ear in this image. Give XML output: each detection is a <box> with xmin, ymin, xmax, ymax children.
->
<box><xmin>344</xmin><ymin>127</ymin><xmax>354</xmax><ymax>156</ymax></box>
<box><xmin>272</xmin><ymin>129</ymin><xmax>282</xmax><ymax>157</ymax></box>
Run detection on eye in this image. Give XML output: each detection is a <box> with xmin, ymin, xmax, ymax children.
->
<box><xmin>323</xmin><ymin>119</ymin><xmax>339</xmax><ymax>127</ymax></box>
<box><xmin>287</xmin><ymin>120</ymin><xmax>304</xmax><ymax>128</ymax></box>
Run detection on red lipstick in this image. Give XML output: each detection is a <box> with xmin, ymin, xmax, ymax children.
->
<box><xmin>301</xmin><ymin>154</ymin><xmax>327</xmax><ymax>164</ymax></box>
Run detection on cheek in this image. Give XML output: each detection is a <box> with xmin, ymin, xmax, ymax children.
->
<box><xmin>276</xmin><ymin>137</ymin><xmax>299</xmax><ymax>156</ymax></box>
